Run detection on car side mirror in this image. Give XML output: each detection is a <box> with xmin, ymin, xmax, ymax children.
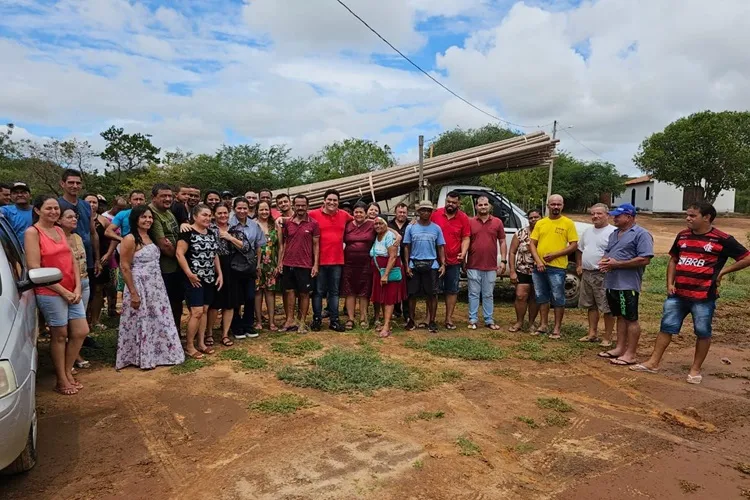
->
<box><xmin>17</xmin><ymin>267</ymin><xmax>63</xmax><ymax>293</ymax></box>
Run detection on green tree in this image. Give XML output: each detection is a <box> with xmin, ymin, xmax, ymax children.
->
<box><xmin>307</xmin><ymin>138</ymin><xmax>394</xmax><ymax>182</ymax></box>
<box><xmin>633</xmin><ymin>110</ymin><xmax>750</xmax><ymax>204</ymax></box>
<box><xmin>430</xmin><ymin>124</ymin><xmax>519</xmax><ymax>157</ymax></box>
<box><xmin>100</xmin><ymin>126</ymin><xmax>161</xmax><ymax>182</ymax></box>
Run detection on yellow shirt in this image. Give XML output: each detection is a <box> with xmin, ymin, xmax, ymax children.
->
<box><xmin>530</xmin><ymin>216</ymin><xmax>578</xmax><ymax>269</ymax></box>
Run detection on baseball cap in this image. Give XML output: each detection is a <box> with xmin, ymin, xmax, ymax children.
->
<box><xmin>10</xmin><ymin>182</ymin><xmax>30</xmax><ymax>192</ymax></box>
<box><xmin>97</xmin><ymin>194</ymin><xmax>107</xmax><ymax>203</ymax></box>
<box><xmin>609</xmin><ymin>203</ymin><xmax>636</xmax><ymax>217</ymax></box>
<box><xmin>417</xmin><ymin>200</ymin><xmax>434</xmax><ymax>211</ymax></box>
<box><xmin>221</xmin><ymin>191</ymin><xmax>233</xmax><ymax>198</ymax></box>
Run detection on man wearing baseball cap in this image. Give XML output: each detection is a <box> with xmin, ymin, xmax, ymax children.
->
<box><xmin>597</xmin><ymin>203</ymin><xmax>654</xmax><ymax>366</ymax></box>
<box><xmin>1</xmin><ymin>182</ymin><xmax>33</xmax><ymax>246</ymax></box>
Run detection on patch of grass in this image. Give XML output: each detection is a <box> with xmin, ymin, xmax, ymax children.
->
<box><xmin>537</xmin><ymin>397</ymin><xmax>573</xmax><ymax>412</ymax></box>
<box><xmin>277</xmin><ymin>346</ymin><xmax>431</xmax><ymax>394</ymax></box>
<box><xmin>438</xmin><ymin>369</ymin><xmax>464</xmax><ymax>382</ymax></box>
<box><xmin>412</xmin><ymin>459</ymin><xmax>424</xmax><ymax>469</ymax></box>
<box><xmin>516</xmin><ymin>340</ymin><xmax>543</xmax><ymax>353</ymax></box>
<box><xmin>544</xmin><ymin>412</ymin><xmax>571</xmax><ymax>427</ymax></box>
<box><xmin>407</xmin><ymin>410</ymin><xmax>445</xmax><ymax>422</ymax></box>
<box><xmin>491</xmin><ymin>368</ymin><xmax>521</xmax><ymax>379</ymax></box>
<box><xmin>271</xmin><ymin>339</ymin><xmax>324</xmax><ymax>357</ymax></box>
<box><xmin>80</xmin><ymin>328</ymin><xmax>118</xmax><ymax>365</ymax></box>
<box><xmin>516</xmin><ymin>416</ymin><xmax>538</xmax><ymax>429</ymax></box>
<box><xmin>405</xmin><ymin>337</ymin><xmax>506</xmax><ymax>361</ymax></box>
<box><xmin>169</xmin><ymin>358</ymin><xmax>213</xmax><ymax>375</ymax></box>
<box><xmin>217</xmin><ymin>348</ymin><xmax>267</xmax><ymax>370</ymax></box>
<box><xmin>509</xmin><ymin>442</ymin><xmax>536</xmax><ymax>454</ymax></box>
<box><xmin>644</xmin><ymin>255</ymin><xmax>750</xmax><ymax>301</ymax></box>
<box><xmin>456</xmin><ymin>436</ymin><xmax>481</xmax><ymax>456</ymax></box>
<box><xmin>250</xmin><ymin>393</ymin><xmax>312</xmax><ymax>414</ymax></box>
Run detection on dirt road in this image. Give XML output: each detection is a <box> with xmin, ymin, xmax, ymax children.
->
<box><xmin>4</xmin><ymin>298</ymin><xmax>750</xmax><ymax>499</ymax></box>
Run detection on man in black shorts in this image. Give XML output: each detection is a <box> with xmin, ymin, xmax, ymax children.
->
<box><xmin>278</xmin><ymin>195</ymin><xmax>320</xmax><ymax>333</ymax></box>
<box><xmin>403</xmin><ymin>201</ymin><xmax>446</xmax><ymax>333</ymax></box>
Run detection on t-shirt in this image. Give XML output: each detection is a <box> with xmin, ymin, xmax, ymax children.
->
<box><xmin>171</xmin><ymin>202</ymin><xmax>190</xmax><ymax>225</ymax></box>
<box><xmin>467</xmin><ymin>215</ymin><xmax>505</xmax><ymax>271</ymax></box>
<box><xmin>669</xmin><ymin>227</ymin><xmax>749</xmax><ymax>301</ymax></box>
<box><xmin>431</xmin><ymin>208</ymin><xmax>470</xmax><ymax>265</ymax></box>
<box><xmin>603</xmin><ymin>224</ymin><xmax>654</xmax><ymax>291</ymax></box>
<box><xmin>308</xmin><ymin>208</ymin><xmax>353</xmax><ymax>266</ymax></box>
<box><xmin>344</xmin><ymin>220</ymin><xmax>376</xmax><ymax>259</ymax></box>
<box><xmin>370</xmin><ymin>231</ymin><xmax>399</xmax><ymax>257</ymax></box>
<box><xmin>149</xmin><ymin>204</ymin><xmax>180</xmax><ymax>274</ymax></box>
<box><xmin>403</xmin><ymin>222</ymin><xmax>445</xmax><ymax>269</ymax></box>
<box><xmin>58</xmin><ymin>197</ymin><xmax>93</xmax><ymax>269</ymax></box>
<box><xmin>0</xmin><ymin>205</ymin><xmax>33</xmax><ymax>248</ymax></box>
<box><xmin>178</xmin><ymin>229</ymin><xmax>219</xmax><ymax>284</ymax></box>
<box><xmin>530</xmin><ymin>216</ymin><xmax>578</xmax><ymax>269</ymax></box>
<box><xmin>111</xmin><ymin>209</ymin><xmax>132</xmax><ymax>237</ymax></box>
<box><xmin>578</xmin><ymin>225</ymin><xmax>616</xmax><ymax>270</ymax></box>
<box><xmin>282</xmin><ymin>216</ymin><xmax>320</xmax><ymax>269</ymax></box>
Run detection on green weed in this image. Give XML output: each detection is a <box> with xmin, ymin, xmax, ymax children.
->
<box><xmin>544</xmin><ymin>412</ymin><xmax>571</xmax><ymax>427</ymax></box>
<box><xmin>438</xmin><ymin>369</ymin><xmax>464</xmax><ymax>382</ymax></box>
<box><xmin>217</xmin><ymin>348</ymin><xmax>267</xmax><ymax>370</ymax></box>
<box><xmin>405</xmin><ymin>337</ymin><xmax>506</xmax><ymax>361</ymax></box>
<box><xmin>509</xmin><ymin>442</ymin><xmax>536</xmax><ymax>454</ymax></box>
<box><xmin>537</xmin><ymin>397</ymin><xmax>573</xmax><ymax>412</ymax></box>
<box><xmin>250</xmin><ymin>393</ymin><xmax>312</xmax><ymax>414</ymax></box>
<box><xmin>456</xmin><ymin>436</ymin><xmax>481</xmax><ymax>456</ymax></box>
<box><xmin>271</xmin><ymin>339</ymin><xmax>324</xmax><ymax>357</ymax></box>
<box><xmin>491</xmin><ymin>368</ymin><xmax>521</xmax><ymax>379</ymax></box>
<box><xmin>516</xmin><ymin>416</ymin><xmax>538</xmax><ymax>429</ymax></box>
<box><xmin>406</xmin><ymin>410</ymin><xmax>445</xmax><ymax>422</ymax></box>
<box><xmin>169</xmin><ymin>358</ymin><xmax>213</xmax><ymax>375</ymax></box>
<box><xmin>412</xmin><ymin>459</ymin><xmax>424</xmax><ymax>469</ymax></box>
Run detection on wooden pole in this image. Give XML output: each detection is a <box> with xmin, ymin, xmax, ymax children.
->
<box><xmin>545</xmin><ymin>120</ymin><xmax>558</xmax><ymax>215</ymax></box>
<box><xmin>418</xmin><ymin>135</ymin><xmax>424</xmax><ymax>201</ymax></box>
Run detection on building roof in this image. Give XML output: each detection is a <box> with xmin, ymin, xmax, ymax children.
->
<box><xmin>625</xmin><ymin>175</ymin><xmax>652</xmax><ymax>186</ymax></box>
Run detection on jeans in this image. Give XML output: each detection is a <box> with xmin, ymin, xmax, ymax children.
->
<box><xmin>532</xmin><ymin>267</ymin><xmax>567</xmax><ymax>307</ymax></box>
<box><xmin>313</xmin><ymin>265</ymin><xmax>342</xmax><ymax>322</ymax></box>
<box><xmin>232</xmin><ymin>273</ymin><xmax>256</xmax><ymax>333</ymax></box>
<box><xmin>467</xmin><ymin>269</ymin><xmax>496</xmax><ymax>324</ymax></box>
<box><xmin>660</xmin><ymin>295</ymin><xmax>716</xmax><ymax>339</ymax></box>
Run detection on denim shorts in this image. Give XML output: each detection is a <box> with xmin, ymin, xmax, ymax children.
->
<box><xmin>36</xmin><ymin>293</ymin><xmax>87</xmax><ymax>327</ymax></box>
<box><xmin>439</xmin><ymin>264</ymin><xmax>461</xmax><ymax>294</ymax></box>
<box><xmin>185</xmin><ymin>281</ymin><xmax>217</xmax><ymax>308</ymax></box>
<box><xmin>532</xmin><ymin>267</ymin><xmax>567</xmax><ymax>308</ymax></box>
<box><xmin>660</xmin><ymin>296</ymin><xmax>716</xmax><ymax>339</ymax></box>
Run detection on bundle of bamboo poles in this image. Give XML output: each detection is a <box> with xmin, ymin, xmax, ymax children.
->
<box><xmin>286</xmin><ymin>131</ymin><xmax>556</xmax><ymax>207</ymax></box>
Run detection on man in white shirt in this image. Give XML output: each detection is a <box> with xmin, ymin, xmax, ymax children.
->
<box><xmin>576</xmin><ymin>203</ymin><xmax>616</xmax><ymax>346</ymax></box>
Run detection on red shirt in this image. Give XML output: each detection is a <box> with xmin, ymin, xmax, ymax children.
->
<box><xmin>431</xmin><ymin>208</ymin><xmax>470</xmax><ymax>265</ymax></box>
<box><xmin>34</xmin><ymin>226</ymin><xmax>76</xmax><ymax>296</ymax></box>
<box><xmin>308</xmin><ymin>208</ymin><xmax>353</xmax><ymax>265</ymax></box>
<box><xmin>282</xmin><ymin>216</ymin><xmax>320</xmax><ymax>269</ymax></box>
<box><xmin>669</xmin><ymin>227</ymin><xmax>749</xmax><ymax>301</ymax></box>
<box><xmin>271</xmin><ymin>208</ymin><xmax>281</xmax><ymax>219</ymax></box>
<box><xmin>467</xmin><ymin>215</ymin><xmax>505</xmax><ymax>271</ymax></box>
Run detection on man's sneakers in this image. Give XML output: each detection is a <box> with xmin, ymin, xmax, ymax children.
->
<box><xmin>329</xmin><ymin>321</ymin><xmax>346</xmax><ymax>333</ymax></box>
<box><xmin>246</xmin><ymin>330</ymin><xmax>260</xmax><ymax>339</ymax></box>
<box><xmin>311</xmin><ymin>318</ymin><xmax>322</xmax><ymax>332</ymax></box>
<box><xmin>234</xmin><ymin>329</ymin><xmax>259</xmax><ymax>340</ymax></box>
<box><xmin>234</xmin><ymin>331</ymin><xmax>247</xmax><ymax>340</ymax></box>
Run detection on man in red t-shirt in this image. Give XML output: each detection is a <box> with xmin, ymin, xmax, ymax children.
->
<box><xmin>466</xmin><ymin>195</ymin><xmax>506</xmax><ymax>329</ymax></box>
<box><xmin>278</xmin><ymin>194</ymin><xmax>320</xmax><ymax>333</ymax></box>
<box><xmin>632</xmin><ymin>202</ymin><xmax>750</xmax><ymax>384</ymax></box>
<box><xmin>431</xmin><ymin>191</ymin><xmax>470</xmax><ymax>329</ymax></box>
<box><xmin>308</xmin><ymin>188</ymin><xmax>353</xmax><ymax>332</ymax></box>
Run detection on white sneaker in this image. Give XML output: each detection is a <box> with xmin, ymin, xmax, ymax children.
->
<box><xmin>234</xmin><ymin>332</ymin><xmax>247</xmax><ymax>340</ymax></box>
<box><xmin>246</xmin><ymin>332</ymin><xmax>260</xmax><ymax>339</ymax></box>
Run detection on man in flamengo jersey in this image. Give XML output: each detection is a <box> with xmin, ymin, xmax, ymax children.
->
<box><xmin>632</xmin><ymin>202</ymin><xmax>750</xmax><ymax>384</ymax></box>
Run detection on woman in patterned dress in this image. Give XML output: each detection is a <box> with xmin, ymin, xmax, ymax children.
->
<box><xmin>254</xmin><ymin>201</ymin><xmax>281</xmax><ymax>331</ymax></box>
<box><xmin>117</xmin><ymin>205</ymin><xmax>185</xmax><ymax>370</ymax></box>
<box><xmin>508</xmin><ymin>209</ymin><xmax>542</xmax><ymax>332</ymax></box>
<box><xmin>176</xmin><ymin>204</ymin><xmax>223</xmax><ymax>359</ymax></box>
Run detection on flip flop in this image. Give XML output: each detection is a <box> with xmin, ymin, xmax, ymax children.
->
<box><xmin>686</xmin><ymin>374</ymin><xmax>703</xmax><ymax>385</ymax></box>
<box><xmin>598</xmin><ymin>351</ymin><xmax>619</xmax><ymax>358</ymax></box>
<box><xmin>531</xmin><ymin>328</ymin><xmax>547</xmax><ymax>336</ymax></box>
<box><xmin>417</xmin><ymin>323</ymin><xmax>428</xmax><ymax>329</ymax></box>
<box><xmin>599</xmin><ymin>340</ymin><xmax>613</xmax><ymax>348</ymax></box>
<box><xmin>487</xmin><ymin>324</ymin><xmax>501</xmax><ymax>330</ymax></box>
<box><xmin>199</xmin><ymin>347</ymin><xmax>215</xmax><ymax>355</ymax></box>
<box><xmin>269</xmin><ymin>324</ymin><xmax>279</xmax><ymax>332</ymax></box>
<box><xmin>285</xmin><ymin>325</ymin><xmax>299</xmax><ymax>332</ymax></box>
<box><xmin>610</xmin><ymin>358</ymin><xmax>637</xmax><ymax>366</ymax></box>
<box><xmin>378</xmin><ymin>328</ymin><xmax>392</xmax><ymax>338</ymax></box>
<box><xmin>578</xmin><ymin>336</ymin><xmax>600</xmax><ymax>343</ymax></box>
<box><xmin>507</xmin><ymin>325</ymin><xmax>521</xmax><ymax>332</ymax></box>
<box><xmin>445</xmin><ymin>323</ymin><xmax>457</xmax><ymax>330</ymax></box>
<box><xmin>467</xmin><ymin>323</ymin><xmax>477</xmax><ymax>330</ymax></box>
<box><xmin>187</xmin><ymin>351</ymin><xmax>204</xmax><ymax>360</ymax></box>
<box><xmin>549</xmin><ymin>334</ymin><xmax>562</xmax><ymax>340</ymax></box>
<box><xmin>630</xmin><ymin>364</ymin><xmax>658</xmax><ymax>374</ymax></box>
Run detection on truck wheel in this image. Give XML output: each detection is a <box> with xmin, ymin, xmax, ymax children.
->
<box><xmin>564</xmin><ymin>264</ymin><xmax>580</xmax><ymax>308</ymax></box>
<box><xmin>2</xmin><ymin>422</ymin><xmax>37</xmax><ymax>475</ymax></box>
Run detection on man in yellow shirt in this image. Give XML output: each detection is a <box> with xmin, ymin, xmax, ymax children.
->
<box><xmin>529</xmin><ymin>194</ymin><xmax>578</xmax><ymax>338</ymax></box>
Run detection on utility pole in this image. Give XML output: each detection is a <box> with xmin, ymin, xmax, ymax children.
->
<box><xmin>418</xmin><ymin>135</ymin><xmax>424</xmax><ymax>201</ymax></box>
<box><xmin>545</xmin><ymin>120</ymin><xmax>558</xmax><ymax>215</ymax></box>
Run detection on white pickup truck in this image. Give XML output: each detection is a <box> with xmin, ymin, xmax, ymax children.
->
<box><xmin>434</xmin><ymin>185</ymin><xmax>592</xmax><ymax>307</ymax></box>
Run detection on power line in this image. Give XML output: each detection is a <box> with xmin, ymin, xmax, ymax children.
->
<box><xmin>560</xmin><ymin>127</ymin><xmax>612</xmax><ymax>164</ymax></box>
<box><xmin>334</xmin><ymin>0</ymin><xmax>554</xmax><ymax>131</ymax></box>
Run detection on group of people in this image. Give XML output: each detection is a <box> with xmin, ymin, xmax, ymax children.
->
<box><xmin>3</xmin><ymin>171</ymin><xmax>749</xmax><ymax>394</ymax></box>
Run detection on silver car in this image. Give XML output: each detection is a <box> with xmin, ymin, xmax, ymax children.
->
<box><xmin>0</xmin><ymin>215</ymin><xmax>62</xmax><ymax>474</ymax></box>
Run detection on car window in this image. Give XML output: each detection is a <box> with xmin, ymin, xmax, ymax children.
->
<box><xmin>460</xmin><ymin>197</ymin><xmax>475</xmax><ymax>217</ymax></box>
<box><xmin>0</xmin><ymin>223</ymin><xmax>26</xmax><ymax>282</ymax></box>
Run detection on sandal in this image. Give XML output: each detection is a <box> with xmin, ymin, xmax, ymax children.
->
<box><xmin>445</xmin><ymin>323</ymin><xmax>457</xmax><ymax>330</ymax></box>
<box><xmin>345</xmin><ymin>320</ymin><xmax>355</xmax><ymax>330</ymax></box>
<box><xmin>549</xmin><ymin>333</ymin><xmax>562</xmax><ymax>340</ymax></box>
<box><xmin>221</xmin><ymin>337</ymin><xmax>234</xmax><ymax>346</ymax></box>
<box><xmin>187</xmin><ymin>351</ymin><xmax>204</xmax><ymax>359</ymax></box>
<box><xmin>531</xmin><ymin>327</ymin><xmax>547</xmax><ymax>336</ymax></box>
<box><xmin>359</xmin><ymin>321</ymin><xmax>369</xmax><ymax>329</ymax></box>
<box><xmin>74</xmin><ymin>360</ymin><xmax>90</xmax><ymax>369</ymax></box>
<box><xmin>467</xmin><ymin>323</ymin><xmax>477</xmax><ymax>330</ymax></box>
<box><xmin>378</xmin><ymin>328</ymin><xmax>392</xmax><ymax>338</ymax></box>
<box><xmin>417</xmin><ymin>322</ymin><xmax>428</xmax><ymax>329</ymax></box>
<box><xmin>269</xmin><ymin>324</ymin><xmax>279</xmax><ymax>332</ymax></box>
<box><xmin>598</xmin><ymin>351</ymin><xmax>620</xmax><ymax>359</ymax></box>
<box><xmin>205</xmin><ymin>335</ymin><xmax>215</xmax><ymax>347</ymax></box>
<box><xmin>486</xmin><ymin>324</ymin><xmax>501</xmax><ymax>330</ymax></box>
<box><xmin>578</xmin><ymin>335</ymin><xmax>600</xmax><ymax>343</ymax></box>
<box><xmin>428</xmin><ymin>322</ymin><xmax>438</xmax><ymax>333</ymax></box>
<box><xmin>508</xmin><ymin>324</ymin><xmax>522</xmax><ymax>332</ymax></box>
<box><xmin>198</xmin><ymin>347</ymin><xmax>215</xmax><ymax>355</ymax></box>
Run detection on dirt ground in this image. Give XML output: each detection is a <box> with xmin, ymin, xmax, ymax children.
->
<box><xmin>3</xmin><ymin>215</ymin><xmax>750</xmax><ymax>500</ymax></box>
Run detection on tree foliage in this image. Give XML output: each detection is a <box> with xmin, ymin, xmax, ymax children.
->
<box><xmin>633</xmin><ymin>110</ymin><xmax>750</xmax><ymax>204</ymax></box>
<box><xmin>100</xmin><ymin>126</ymin><xmax>161</xmax><ymax>181</ymax></box>
<box><xmin>308</xmin><ymin>138</ymin><xmax>394</xmax><ymax>183</ymax></box>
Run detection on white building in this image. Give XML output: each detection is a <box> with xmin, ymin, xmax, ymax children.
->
<box><xmin>613</xmin><ymin>175</ymin><xmax>735</xmax><ymax>213</ymax></box>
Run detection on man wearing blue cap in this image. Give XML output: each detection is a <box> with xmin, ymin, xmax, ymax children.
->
<box><xmin>597</xmin><ymin>203</ymin><xmax>654</xmax><ymax>365</ymax></box>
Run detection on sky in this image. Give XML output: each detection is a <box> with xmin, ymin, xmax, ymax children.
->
<box><xmin>1</xmin><ymin>0</ymin><xmax>748</xmax><ymax>175</ymax></box>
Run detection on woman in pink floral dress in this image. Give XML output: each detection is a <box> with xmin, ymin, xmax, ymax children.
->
<box><xmin>117</xmin><ymin>205</ymin><xmax>185</xmax><ymax>370</ymax></box>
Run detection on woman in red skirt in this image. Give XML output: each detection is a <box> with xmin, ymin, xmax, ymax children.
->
<box><xmin>341</xmin><ymin>203</ymin><xmax>376</xmax><ymax>329</ymax></box>
<box><xmin>370</xmin><ymin>217</ymin><xmax>405</xmax><ymax>337</ymax></box>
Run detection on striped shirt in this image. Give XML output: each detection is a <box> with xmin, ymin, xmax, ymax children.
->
<box><xmin>669</xmin><ymin>228</ymin><xmax>749</xmax><ymax>301</ymax></box>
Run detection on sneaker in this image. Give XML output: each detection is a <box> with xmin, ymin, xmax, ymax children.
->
<box><xmin>245</xmin><ymin>329</ymin><xmax>260</xmax><ymax>339</ymax></box>
<box><xmin>311</xmin><ymin>318</ymin><xmax>322</xmax><ymax>332</ymax></box>
<box><xmin>405</xmin><ymin>319</ymin><xmax>416</xmax><ymax>331</ymax></box>
<box><xmin>233</xmin><ymin>330</ymin><xmax>247</xmax><ymax>339</ymax></box>
<box><xmin>428</xmin><ymin>322</ymin><xmax>438</xmax><ymax>333</ymax></box>
<box><xmin>329</xmin><ymin>321</ymin><xmax>346</xmax><ymax>333</ymax></box>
